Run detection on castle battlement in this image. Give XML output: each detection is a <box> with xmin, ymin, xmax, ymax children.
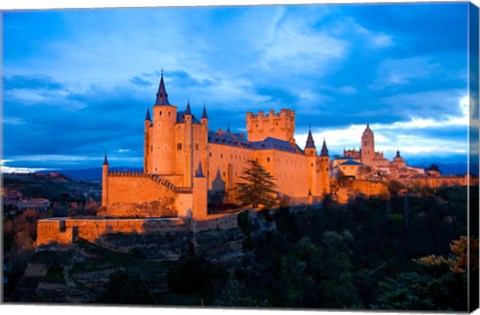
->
<box><xmin>246</xmin><ymin>109</ymin><xmax>295</xmax><ymax>142</ymax></box>
<box><xmin>246</xmin><ymin>109</ymin><xmax>294</xmax><ymax>121</ymax></box>
<box><xmin>108</xmin><ymin>171</ymin><xmax>147</xmax><ymax>177</ymax></box>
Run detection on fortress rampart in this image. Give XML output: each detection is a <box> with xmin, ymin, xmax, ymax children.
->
<box><xmin>102</xmin><ymin>172</ymin><xmax>187</xmax><ymax>218</ymax></box>
<box><xmin>36</xmin><ymin>217</ymin><xmax>190</xmax><ymax>247</ymax></box>
<box><xmin>36</xmin><ymin>211</ymin><xmax>242</xmax><ymax>248</ymax></box>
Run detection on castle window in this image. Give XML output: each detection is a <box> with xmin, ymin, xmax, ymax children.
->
<box><xmin>267</xmin><ymin>157</ymin><xmax>270</xmax><ymax>162</ymax></box>
<box><xmin>311</xmin><ymin>163</ymin><xmax>313</xmax><ymax>167</ymax></box>
<box><xmin>209</xmin><ymin>152</ymin><xmax>212</xmax><ymax>157</ymax></box>
<box><xmin>221</xmin><ymin>154</ymin><xmax>223</xmax><ymax>158</ymax></box>
<box><xmin>168</xmin><ymin>111</ymin><xmax>171</xmax><ymax>116</ymax></box>
<box><xmin>195</xmin><ymin>144</ymin><xmax>199</xmax><ymax>150</ymax></box>
<box><xmin>159</xmin><ymin>111</ymin><xmax>162</xmax><ymax>116</ymax></box>
<box><xmin>177</xmin><ymin>143</ymin><xmax>182</xmax><ymax>150</ymax></box>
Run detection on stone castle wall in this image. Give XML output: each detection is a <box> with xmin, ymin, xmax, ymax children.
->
<box><xmin>255</xmin><ymin>149</ymin><xmax>310</xmax><ymax>198</ymax></box>
<box><xmin>191</xmin><ymin>212</ymin><xmax>241</xmax><ymax>232</ymax></box>
<box><xmin>351</xmin><ymin>180</ymin><xmax>389</xmax><ymax>197</ymax></box>
<box><xmin>36</xmin><ymin>217</ymin><xmax>190</xmax><ymax>247</ymax></box>
<box><xmin>207</xmin><ymin>143</ymin><xmax>325</xmax><ymax>199</ymax></box>
<box><xmin>103</xmin><ymin>172</ymin><xmax>177</xmax><ymax>217</ymax></box>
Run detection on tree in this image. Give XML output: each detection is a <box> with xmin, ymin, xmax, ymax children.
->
<box><xmin>416</xmin><ymin>236</ymin><xmax>479</xmax><ymax>274</ymax></box>
<box><xmin>97</xmin><ymin>270</ymin><xmax>155</xmax><ymax>304</ymax></box>
<box><xmin>374</xmin><ymin>236</ymin><xmax>477</xmax><ymax>311</ymax></box>
<box><xmin>236</xmin><ymin>159</ymin><xmax>277</xmax><ymax>208</ymax></box>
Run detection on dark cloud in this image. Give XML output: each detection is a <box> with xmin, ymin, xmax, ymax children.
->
<box><xmin>130</xmin><ymin>76</ymin><xmax>152</xmax><ymax>87</ymax></box>
<box><xmin>168</xmin><ymin>70</ymin><xmax>214</xmax><ymax>89</ymax></box>
<box><xmin>2</xmin><ymin>4</ymin><xmax>470</xmax><ymax>170</ymax></box>
<box><xmin>255</xmin><ymin>86</ymin><xmax>298</xmax><ymax>105</ymax></box>
<box><xmin>4</xmin><ymin>75</ymin><xmax>64</xmax><ymax>90</ymax></box>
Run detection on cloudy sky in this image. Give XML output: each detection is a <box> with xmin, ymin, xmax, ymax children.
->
<box><xmin>2</xmin><ymin>1</ymin><xmax>474</xmax><ymax>172</ymax></box>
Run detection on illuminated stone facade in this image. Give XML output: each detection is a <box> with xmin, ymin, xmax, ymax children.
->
<box><xmin>101</xmin><ymin>73</ymin><xmax>331</xmax><ymax>219</ymax></box>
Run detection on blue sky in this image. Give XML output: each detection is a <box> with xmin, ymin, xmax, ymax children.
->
<box><xmin>1</xmin><ymin>2</ymin><xmax>473</xmax><ymax>172</ymax></box>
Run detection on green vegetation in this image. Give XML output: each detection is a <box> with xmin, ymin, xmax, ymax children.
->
<box><xmin>4</xmin><ymin>185</ymin><xmax>473</xmax><ymax>310</ymax></box>
<box><xmin>236</xmin><ymin>159</ymin><xmax>277</xmax><ymax>208</ymax></box>
<box><xmin>98</xmin><ymin>270</ymin><xmax>155</xmax><ymax>304</ymax></box>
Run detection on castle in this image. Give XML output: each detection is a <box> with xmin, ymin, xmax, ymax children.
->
<box><xmin>100</xmin><ymin>73</ymin><xmax>331</xmax><ymax>220</ymax></box>
<box><xmin>35</xmin><ymin>73</ymin><xmax>476</xmax><ymax>247</ymax></box>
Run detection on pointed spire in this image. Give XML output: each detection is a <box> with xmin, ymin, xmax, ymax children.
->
<box><xmin>396</xmin><ymin>150</ymin><xmax>401</xmax><ymax>158</ymax></box>
<box><xmin>201</xmin><ymin>103</ymin><xmax>208</xmax><ymax>119</ymax></box>
<box><xmin>227</xmin><ymin>123</ymin><xmax>231</xmax><ymax>133</ymax></box>
<box><xmin>305</xmin><ymin>126</ymin><xmax>316</xmax><ymax>149</ymax></box>
<box><xmin>155</xmin><ymin>71</ymin><xmax>170</xmax><ymax>105</ymax></box>
<box><xmin>185</xmin><ymin>100</ymin><xmax>191</xmax><ymax>115</ymax></box>
<box><xmin>195</xmin><ymin>162</ymin><xmax>205</xmax><ymax>178</ymax></box>
<box><xmin>103</xmin><ymin>152</ymin><xmax>109</xmax><ymax>165</ymax></box>
<box><xmin>320</xmin><ymin>138</ymin><xmax>329</xmax><ymax>156</ymax></box>
<box><xmin>145</xmin><ymin>108</ymin><xmax>151</xmax><ymax>121</ymax></box>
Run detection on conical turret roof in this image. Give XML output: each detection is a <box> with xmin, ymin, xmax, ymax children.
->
<box><xmin>103</xmin><ymin>153</ymin><xmax>109</xmax><ymax>165</ymax></box>
<box><xmin>320</xmin><ymin>139</ymin><xmax>329</xmax><ymax>156</ymax></box>
<box><xmin>305</xmin><ymin>127</ymin><xmax>316</xmax><ymax>149</ymax></box>
<box><xmin>155</xmin><ymin>71</ymin><xmax>170</xmax><ymax>105</ymax></box>
<box><xmin>201</xmin><ymin>103</ymin><xmax>208</xmax><ymax>119</ymax></box>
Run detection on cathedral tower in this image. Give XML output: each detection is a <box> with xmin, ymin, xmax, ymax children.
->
<box><xmin>361</xmin><ymin>124</ymin><xmax>374</xmax><ymax>165</ymax></box>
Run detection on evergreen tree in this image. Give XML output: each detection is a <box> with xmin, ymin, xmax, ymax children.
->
<box><xmin>236</xmin><ymin>159</ymin><xmax>277</xmax><ymax>208</ymax></box>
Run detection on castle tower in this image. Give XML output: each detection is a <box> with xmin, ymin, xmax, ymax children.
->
<box><xmin>361</xmin><ymin>124</ymin><xmax>375</xmax><ymax>166</ymax></box>
<box><xmin>246</xmin><ymin>109</ymin><xmax>295</xmax><ymax>142</ymax></box>
<box><xmin>200</xmin><ymin>103</ymin><xmax>209</xmax><ymax>183</ymax></box>
<box><xmin>150</xmin><ymin>72</ymin><xmax>177</xmax><ymax>175</ymax></box>
<box><xmin>318</xmin><ymin>139</ymin><xmax>331</xmax><ymax>195</ymax></box>
<box><xmin>304</xmin><ymin>126</ymin><xmax>317</xmax><ymax>197</ymax></box>
<box><xmin>101</xmin><ymin>153</ymin><xmax>109</xmax><ymax>206</ymax></box>
<box><xmin>183</xmin><ymin>101</ymin><xmax>194</xmax><ymax>187</ymax></box>
<box><xmin>144</xmin><ymin>108</ymin><xmax>152</xmax><ymax>173</ymax></box>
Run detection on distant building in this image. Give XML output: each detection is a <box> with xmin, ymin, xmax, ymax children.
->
<box><xmin>336</xmin><ymin>125</ymin><xmax>423</xmax><ymax>178</ymax></box>
<box><xmin>3</xmin><ymin>189</ymin><xmax>50</xmax><ymax>211</ymax></box>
